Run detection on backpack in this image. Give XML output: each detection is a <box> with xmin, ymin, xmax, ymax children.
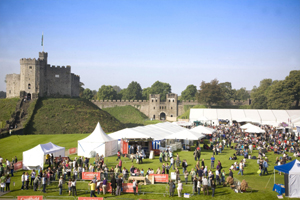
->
<box><xmin>172</xmin><ymin>183</ymin><xmax>175</xmax><ymax>189</ymax></box>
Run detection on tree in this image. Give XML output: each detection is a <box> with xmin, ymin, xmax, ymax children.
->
<box><xmin>112</xmin><ymin>85</ymin><xmax>122</xmax><ymax>93</ymax></box>
<box><xmin>267</xmin><ymin>80</ymin><xmax>294</xmax><ymax>109</ymax></box>
<box><xmin>81</xmin><ymin>88</ymin><xmax>94</xmax><ymax>100</ymax></box>
<box><xmin>0</xmin><ymin>91</ymin><xmax>6</xmax><ymax>98</ymax></box>
<box><xmin>219</xmin><ymin>82</ymin><xmax>233</xmax><ymax>101</ymax></box>
<box><xmin>197</xmin><ymin>79</ymin><xmax>224</xmax><ymax>107</ymax></box>
<box><xmin>284</xmin><ymin>70</ymin><xmax>300</xmax><ymax>108</ymax></box>
<box><xmin>79</xmin><ymin>82</ymin><xmax>85</xmax><ymax>98</ymax></box>
<box><xmin>150</xmin><ymin>81</ymin><xmax>171</xmax><ymax>101</ymax></box>
<box><xmin>250</xmin><ymin>79</ymin><xmax>273</xmax><ymax>109</ymax></box>
<box><xmin>181</xmin><ymin>85</ymin><xmax>197</xmax><ymax>100</ymax></box>
<box><xmin>123</xmin><ymin>81</ymin><xmax>143</xmax><ymax>100</ymax></box>
<box><xmin>235</xmin><ymin>87</ymin><xmax>250</xmax><ymax>101</ymax></box>
<box><xmin>97</xmin><ymin>85</ymin><xmax>117</xmax><ymax>100</ymax></box>
<box><xmin>142</xmin><ymin>87</ymin><xmax>151</xmax><ymax>100</ymax></box>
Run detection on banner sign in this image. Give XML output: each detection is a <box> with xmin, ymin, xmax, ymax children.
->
<box><xmin>54</xmin><ymin>157</ymin><xmax>68</xmax><ymax>162</ymax></box>
<box><xmin>69</xmin><ymin>147</ymin><xmax>77</xmax><ymax>155</ymax></box>
<box><xmin>152</xmin><ymin>149</ymin><xmax>160</xmax><ymax>156</ymax></box>
<box><xmin>14</xmin><ymin>161</ymin><xmax>23</xmax><ymax>171</ymax></box>
<box><xmin>17</xmin><ymin>196</ymin><xmax>43</xmax><ymax>200</ymax></box>
<box><xmin>122</xmin><ymin>183</ymin><xmax>138</xmax><ymax>193</ymax></box>
<box><xmin>149</xmin><ymin>174</ymin><xmax>169</xmax><ymax>183</ymax></box>
<box><xmin>98</xmin><ymin>183</ymin><xmax>137</xmax><ymax>193</ymax></box>
<box><xmin>82</xmin><ymin>172</ymin><xmax>101</xmax><ymax>180</ymax></box>
<box><xmin>78</xmin><ymin>198</ymin><xmax>103</xmax><ymax>200</ymax></box>
<box><xmin>121</xmin><ymin>139</ymin><xmax>128</xmax><ymax>154</ymax></box>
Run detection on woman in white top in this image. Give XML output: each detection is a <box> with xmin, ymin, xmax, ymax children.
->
<box><xmin>73</xmin><ymin>167</ymin><xmax>78</xmax><ymax>180</ymax></box>
<box><xmin>71</xmin><ymin>178</ymin><xmax>77</xmax><ymax>196</ymax></box>
<box><xmin>197</xmin><ymin>178</ymin><xmax>201</xmax><ymax>195</ymax></box>
<box><xmin>177</xmin><ymin>180</ymin><xmax>183</xmax><ymax>197</ymax></box>
<box><xmin>25</xmin><ymin>172</ymin><xmax>29</xmax><ymax>190</ymax></box>
<box><xmin>5</xmin><ymin>175</ymin><xmax>10</xmax><ymax>192</ymax></box>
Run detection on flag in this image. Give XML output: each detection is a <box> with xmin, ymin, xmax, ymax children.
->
<box><xmin>41</xmin><ymin>33</ymin><xmax>43</xmax><ymax>46</ymax></box>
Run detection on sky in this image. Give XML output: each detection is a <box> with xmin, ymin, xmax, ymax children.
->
<box><xmin>0</xmin><ymin>0</ymin><xmax>299</xmax><ymax>95</ymax></box>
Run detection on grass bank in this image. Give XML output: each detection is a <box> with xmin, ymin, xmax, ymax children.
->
<box><xmin>25</xmin><ymin>98</ymin><xmax>124</xmax><ymax>134</ymax></box>
<box><xmin>0</xmin><ymin>98</ymin><xmax>19</xmax><ymax>128</ymax></box>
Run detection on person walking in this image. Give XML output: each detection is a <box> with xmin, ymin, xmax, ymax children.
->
<box><xmin>71</xmin><ymin>178</ymin><xmax>77</xmax><ymax>196</ymax></box>
<box><xmin>184</xmin><ymin>170</ymin><xmax>189</xmax><ymax>184</ymax></box>
<box><xmin>0</xmin><ymin>174</ymin><xmax>5</xmax><ymax>192</ymax></box>
<box><xmin>132</xmin><ymin>179</ymin><xmax>137</xmax><ymax>195</ymax></box>
<box><xmin>5</xmin><ymin>175</ymin><xmax>10</xmax><ymax>192</ymax></box>
<box><xmin>21</xmin><ymin>172</ymin><xmax>25</xmax><ymax>190</ymax></box>
<box><xmin>89</xmin><ymin>181</ymin><xmax>97</xmax><ymax>197</ymax></box>
<box><xmin>169</xmin><ymin>180</ymin><xmax>175</xmax><ymax>197</ymax></box>
<box><xmin>237</xmin><ymin>161</ymin><xmax>243</xmax><ymax>176</ymax></box>
<box><xmin>197</xmin><ymin>177</ymin><xmax>201</xmax><ymax>195</ymax></box>
<box><xmin>33</xmin><ymin>175</ymin><xmax>40</xmax><ymax>191</ymax></box>
<box><xmin>102</xmin><ymin>177</ymin><xmax>107</xmax><ymax>195</ymax></box>
<box><xmin>111</xmin><ymin>176</ymin><xmax>116</xmax><ymax>195</ymax></box>
<box><xmin>202</xmin><ymin>176</ymin><xmax>209</xmax><ymax>195</ymax></box>
<box><xmin>211</xmin><ymin>179</ymin><xmax>216</xmax><ymax>197</ymax></box>
<box><xmin>211</xmin><ymin>155</ymin><xmax>215</xmax><ymax>169</ymax></box>
<box><xmin>58</xmin><ymin>176</ymin><xmax>63</xmax><ymax>195</ymax></box>
<box><xmin>177</xmin><ymin>180</ymin><xmax>183</xmax><ymax>197</ymax></box>
<box><xmin>263</xmin><ymin>159</ymin><xmax>269</xmax><ymax>175</ymax></box>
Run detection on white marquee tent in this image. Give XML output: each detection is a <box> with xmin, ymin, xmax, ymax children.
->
<box><xmin>78</xmin><ymin>122</ymin><xmax>118</xmax><ymax>158</ymax></box>
<box><xmin>23</xmin><ymin>142</ymin><xmax>65</xmax><ymax>170</ymax></box>
<box><xmin>165</xmin><ymin>129</ymin><xmax>205</xmax><ymax>140</ymax></box>
<box><xmin>190</xmin><ymin>109</ymin><xmax>300</xmax><ymax>126</ymax></box>
<box><xmin>191</xmin><ymin>125</ymin><xmax>216</xmax><ymax>135</ymax></box>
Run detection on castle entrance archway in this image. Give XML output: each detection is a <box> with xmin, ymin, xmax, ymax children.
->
<box><xmin>160</xmin><ymin>112</ymin><xmax>166</xmax><ymax>120</ymax></box>
<box><xmin>27</xmin><ymin>93</ymin><xmax>31</xmax><ymax>100</ymax></box>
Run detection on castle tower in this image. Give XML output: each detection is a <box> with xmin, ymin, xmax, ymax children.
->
<box><xmin>19</xmin><ymin>55</ymin><xmax>42</xmax><ymax>98</ymax></box>
<box><xmin>149</xmin><ymin>94</ymin><xmax>160</xmax><ymax>119</ymax></box>
<box><xmin>166</xmin><ymin>93</ymin><xmax>178</xmax><ymax>118</ymax></box>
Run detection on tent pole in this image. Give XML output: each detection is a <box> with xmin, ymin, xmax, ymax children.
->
<box><xmin>274</xmin><ymin>169</ymin><xmax>275</xmax><ymax>185</ymax></box>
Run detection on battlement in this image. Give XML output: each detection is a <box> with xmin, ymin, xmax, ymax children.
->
<box><xmin>20</xmin><ymin>58</ymin><xmax>40</xmax><ymax>65</ymax></box>
<box><xmin>46</xmin><ymin>65</ymin><xmax>71</xmax><ymax>72</ymax></box>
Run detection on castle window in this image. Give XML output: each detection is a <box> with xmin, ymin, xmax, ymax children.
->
<box><xmin>29</xmin><ymin>66</ymin><xmax>32</xmax><ymax>69</ymax></box>
<box><xmin>152</xmin><ymin>99</ymin><xmax>153</xmax><ymax>102</ymax></box>
<box><xmin>28</xmin><ymin>84</ymin><xmax>31</xmax><ymax>89</ymax></box>
<box><xmin>55</xmin><ymin>74</ymin><xmax>60</xmax><ymax>78</ymax></box>
<box><xmin>153</xmin><ymin>107</ymin><xmax>155</xmax><ymax>109</ymax></box>
<box><xmin>173</xmin><ymin>100</ymin><xmax>174</xmax><ymax>102</ymax></box>
<box><xmin>156</xmin><ymin>99</ymin><xmax>157</xmax><ymax>102</ymax></box>
<box><xmin>171</xmin><ymin>107</ymin><xmax>173</xmax><ymax>109</ymax></box>
<box><xmin>159</xmin><ymin>106</ymin><xmax>161</xmax><ymax>109</ymax></box>
<box><xmin>171</xmin><ymin>115</ymin><xmax>173</xmax><ymax>117</ymax></box>
<box><xmin>9</xmin><ymin>90</ymin><xmax>11</xmax><ymax>94</ymax></box>
<box><xmin>169</xmin><ymin>100</ymin><xmax>170</xmax><ymax>102</ymax></box>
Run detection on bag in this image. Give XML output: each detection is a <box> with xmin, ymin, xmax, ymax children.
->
<box><xmin>173</xmin><ymin>183</ymin><xmax>175</xmax><ymax>189</ymax></box>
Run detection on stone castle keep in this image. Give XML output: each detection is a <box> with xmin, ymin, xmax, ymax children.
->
<box><xmin>6</xmin><ymin>52</ymin><xmax>80</xmax><ymax>98</ymax></box>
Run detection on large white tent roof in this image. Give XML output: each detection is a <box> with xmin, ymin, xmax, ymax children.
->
<box><xmin>79</xmin><ymin>122</ymin><xmax>115</xmax><ymax>143</ymax></box>
<box><xmin>191</xmin><ymin>125</ymin><xmax>216</xmax><ymax>135</ymax></box>
<box><xmin>165</xmin><ymin>129</ymin><xmax>205</xmax><ymax>140</ymax></box>
<box><xmin>190</xmin><ymin>109</ymin><xmax>300</xmax><ymax>126</ymax></box>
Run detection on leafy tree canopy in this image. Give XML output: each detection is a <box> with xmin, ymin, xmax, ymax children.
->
<box><xmin>150</xmin><ymin>81</ymin><xmax>171</xmax><ymax>101</ymax></box>
<box><xmin>97</xmin><ymin>85</ymin><xmax>117</xmax><ymax>100</ymax></box>
<box><xmin>81</xmin><ymin>88</ymin><xmax>94</xmax><ymax>100</ymax></box>
<box><xmin>197</xmin><ymin>79</ymin><xmax>224</xmax><ymax>107</ymax></box>
<box><xmin>181</xmin><ymin>84</ymin><xmax>197</xmax><ymax>100</ymax></box>
<box><xmin>123</xmin><ymin>81</ymin><xmax>143</xmax><ymax>100</ymax></box>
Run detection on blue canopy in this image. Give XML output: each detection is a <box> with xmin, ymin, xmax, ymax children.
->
<box><xmin>274</xmin><ymin>159</ymin><xmax>300</xmax><ymax>174</ymax></box>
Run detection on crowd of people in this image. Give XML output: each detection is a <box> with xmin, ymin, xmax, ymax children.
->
<box><xmin>0</xmin><ymin>122</ymin><xmax>299</xmax><ymax>197</ymax></box>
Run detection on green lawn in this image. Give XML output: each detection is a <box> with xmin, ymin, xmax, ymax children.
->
<box><xmin>0</xmin><ymin>135</ymin><xmax>292</xmax><ymax>199</ymax></box>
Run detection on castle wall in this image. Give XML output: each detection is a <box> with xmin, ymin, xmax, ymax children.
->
<box><xmin>71</xmin><ymin>73</ymin><xmax>80</xmax><ymax>97</ymax></box>
<box><xmin>44</xmin><ymin>65</ymin><xmax>72</xmax><ymax>97</ymax></box>
<box><xmin>92</xmin><ymin>100</ymin><xmax>149</xmax><ymax>116</ymax></box>
<box><xmin>5</xmin><ymin>74</ymin><xmax>20</xmax><ymax>98</ymax></box>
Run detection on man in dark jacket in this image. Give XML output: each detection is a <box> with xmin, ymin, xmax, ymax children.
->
<box><xmin>111</xmin><ymin>176</ymin><xmax>116</xmax><ymax>195</ymax></box>
<box><xmin>116</xmin><ymin>177</ymin><xmax>123</xmax><ymax>195</ymax></box>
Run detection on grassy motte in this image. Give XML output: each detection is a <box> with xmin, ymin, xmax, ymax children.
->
<box><xmin>25</xmin><ymin>98</ymin><xmax>124</xmax><ymax>134</ymax></box>
<box><xmin>0</xmin><ymin>98</ymin><xmax>19</xmax><ymax>128</ymax></box>
<box><xmin>103</xmin><ymin>105</ymin><xmax>161</xmax><ymax>127</ymax></box>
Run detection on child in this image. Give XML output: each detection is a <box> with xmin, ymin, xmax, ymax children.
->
<box><xmin>68</xmin><ymin>178</ymin><xmax>72</xmax><ymax>195</ymax></box>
